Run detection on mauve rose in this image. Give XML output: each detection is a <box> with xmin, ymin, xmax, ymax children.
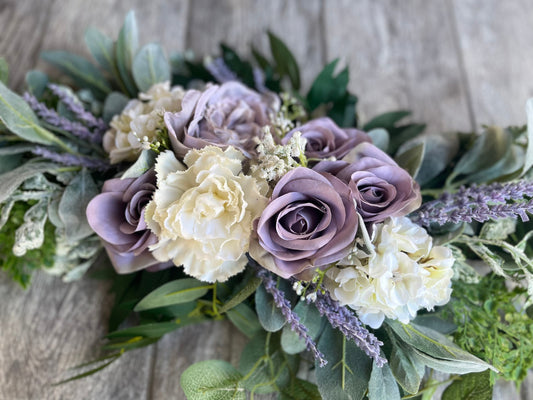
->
<box><xmin>164</xmin><ymin>81</ymin><xmax>278</xmax><ymax>159</ymax></box>
<box><xmin>314</xmin><ymin>142</ymin><xmax>421</xmax><ymax>223</ymax></box>
<box><xmin>282</xmin><ymin>117</ymin><xmax>371</xmax><ymax>162</ymax></box>
<box><xmin>255</xmin><ymin>167</ymin><xmax>358</xmax><ymax>279</ymax></box>
<box><xmin>86</xmin><ymin>170</ymin><xmax>167</xmax><ymax>273</ymax></box>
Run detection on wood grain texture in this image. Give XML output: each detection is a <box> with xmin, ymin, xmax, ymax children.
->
<box><xmin>0</xmin><ymin>0</ymin><xmax>533</xmax><ymax>399</ymax></box>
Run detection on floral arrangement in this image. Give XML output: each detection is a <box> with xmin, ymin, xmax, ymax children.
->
<box><xmin>1</xmin><ymin>11</ymin><xmax>533</xmax><ymax>400</ymax></box>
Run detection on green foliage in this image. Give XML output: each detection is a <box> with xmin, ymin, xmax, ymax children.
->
<box><xmin>268</xmin><ymin>31</ymin><xmax>300</xmax><ymax>90</ymax></box>
<box><xmin>442</xmin><ymin>371</ymin><xmax>492</xmax><ymax>400</ymax></box>
<box><xmin>0</xmin><ymin>201</ymin><xmax>55</xmax><ymax>288</ymax></box>
<box><xmin>226</xmin><ymin>303</ymin><xmax>261</xmax><ymax>339</ymax></box>
<box><xmin>281</xmin><ymin>300</ymin><xmax>323</xmax><ymax>354</ymax></box>
<box><xmin>0</xmin><ymin>57</ymin><xmax>8</xmax><ymax>84</ymax></box>
<box><xmin>220</xmin><ymin>44</ymin><xmax>255</xmax><ymax>88</ymax></box>
<box><xmin>132</xmin><ymin>44</ymin><xmax>171</xmax><ymax>92</ymax></box>
<box><xmin>25</xmin><ymin>70</ymin><xmax>49</xmax><ymax>98</ymax></box>
<box><xmin>134</xmin><ymin>278</ymin><xmax>212</xmax><ymax>311</ymax></box>
<box><xmin>368</xmin><ymin>361</ymin><xmax>401</xmax><ymax>400</ymax></box>
<box><xmin>442</xmin><ymin>275</ymin><xmax>533</xmax><ymax>384</ymax></box>
<box><xmin>255</xmin><ymin>279</ymin><xmax>296</xmax><ymax>332</ymax></box>
<box><xmin>181</xmin><ymin>360</ymin><xmax>246</xmax><ymax>400</ymax></box>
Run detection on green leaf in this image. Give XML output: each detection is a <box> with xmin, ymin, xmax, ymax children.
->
<box><xmin>25</xmin><ymin>70</ymin><xmax>49</xmax><ymax>98</ymax></box>
<box><xmin>58</xmin><ymin>169</ymin><xmax>99</xmax><ymax>243</ymax></box>
<box><xmin>227</xmin><ymin>303</ymin><xmax>261</xmax><ymax>339</ymax></box>
<box><xmin>220</xmin><ymin>44</ymin><xmax>255</xmax><ymax>88</ymax></box>
<box><xmin>480</xmin><ymin>218</ymin><xmax>516</xmax><ymax>241</ymax></box>
<box><xmin>316</xmin><ymin>325</ymin><xmax>372</xmax><ymax>400</ymax></box>
<box><xmin>386</xmin><ymin>321</ymin><xmax>496</xmax><ymax>372</ymax></box>
<box><xmin>219</xmin><ymin>276</ymin><xmax>261</xmax><ymax>314</ymax></box>
<box><xmin>103</xmin><ymin>336</ymin><xmax>159</xmax><ymax>351</ymax></box>
<box><xmin>523</xmin><ymin>98</ymin><xmax>533</xmax><ymax>176</ymax></box>
<box><xmin>466</xmin><ymin>242</ymin><xmax>507</xmax><ymax>277</ymax></box>
<box><xmin>307</xmin><ymin>59</ymin><xmax>349</xmax><ymax>111</ymax></box>
<box><xmin>367</xmin><ymin>128</ymin><xmax>389</xmax><ymax>152</ymax></box>
<box><xmin>181</xmin><ymin>360</ymin><xmax>245</xmax><ymax>400</ymax></box>
<box><xmin>0</xmin><ymin>80</ymin><xmax>63</xmax><ymax>146</ymax></box>
<box><xmin>412</xmin><ymin>315</ymin><xmax>457</xmax><ymax>335</ymax></box>
<box><xmin>363</xmin><ymin>111</ymin><xmax>410</xmax><ymax>131</ymax></box>
<box><xmin>0</xmin><ymin>161</ymin><xmax>59</xmax><ymax>204</ymax></box>
<box><xmin>281</xmin><ymin>300</ymin><xmax>323</xmax><ymax>354</ymax></box>
<box><xmin>416</xmin><ymin>133</ymin><xmax>459</xmax><ymax>186</ymax></box>
<box><xmin>116</xmin><ymin>10</ymin><xmax>139</xmax><ymax>96</ymax></box>
<box><xmin>368</xmin><ymin>362</ymin><xmax>401</xmax><ymax>400</ymax></box>
<box><xmin>0</xmin><ymin>57</ymin><xmax>8</xmax><ymax>84</ymax></box>
<box><xmin>120</xmin><ymin>150</ymin><xmax>157</xmax><ymax>179</ymax></box>
<box><xmin>132</xmin><ymin>43</ymin><xmax>171</xmax><ymax>92</ymax></box>
<box><xmin>280</xmin><ymin>378</ymin><xmax>321</xmax><ymax>400</ymax></box>
<box><xmin>389</xmin><ymin>124</ymin><xmax>426</xmax><ymax>155</ymax></box>
<box><xmin>268</xmin><ymin>31</ymin><xmax>300</xmax><ymax>90</ymax></box>
<box><xmin>395</xmin><ymin>141</ymin><xmax>425</xmax><ymax>178</ymax></box>
<box><xmin>389</xmin><ymin>341</ymin><xmax>425</xmax><ymax>394</ymax></box>
<box><xmin>106</xmin><ymin>320</ymin><xmax>181</xmax><ymax>339</ymax></box>
<box><xmin>442</xmin><ymin>371</ymin><xmax>492</xmax><ymax>400</ymax></box>
<box><xmin>84</xmin><ymin>27</ymin><xmax>116</xmax><ymax>74</ymax></box>
<box><xmin>102</xmin><ymin>91</ymin><xmax>129</xmax><ymax>123</ymax></box>
<box><xmin>41</xmin><ymin>51</ymin><xmax>111</xmax><ymax>99</ymax></box>
<box><xmin>255</xmin><ymin>282</ymin><xmax>286</xmax><ymax>332</ymax></box>
<box><xmin>134</xmin><ymin>278</ymin><xmax>211</xmax><ymax>311</ymax></box>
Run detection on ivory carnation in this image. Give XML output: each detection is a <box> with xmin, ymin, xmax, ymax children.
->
<box><xmin>325</xmin><ymin>216</ymin><xmax>454</xmax><ymax>328</ymax></box>
<box><xmin>103</xmin><ymin>82</ymin><xmax>185</xmax><ymax>163</ymax></box>
<box><xmin>145</xmin><ymin>146</ymin><xmax>268</xmax><ymax>282</ymax></box>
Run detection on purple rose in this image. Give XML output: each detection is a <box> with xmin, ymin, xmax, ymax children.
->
<box><xmin>86</xmin><ymin>170</ymin><xmax>167</xmax><ymax>273</ymax></box>
<box><xmin>282</xmin><ymin>117</ymin><xmax>371</xmax><ymax>162</ymax></box>
<box><xmin>165</xmin><ymin>81</ymin><xmax>278</xmax><ymax>159</ymax></box>
<box><xmin>255</xmin><ymin>167</ymin><xmax>358</xmax><ymax>279</ymax></box>
<box><xmin>314</xmin><ymin>142</ymin><xmax>421</xmax><ymax>223</ymax></box>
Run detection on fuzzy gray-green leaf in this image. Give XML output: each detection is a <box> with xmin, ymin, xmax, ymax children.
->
<box><xmin>227</xmin><ymin>303</ymin><xmax>261</xmax><ymax>339</ymax></box>
<box><xmin>0</xmin><ymin>161</ymin><xmax>59</xmax><ymax>204</ymax></box>
<box><xmin>368</xmin><ymin>362</ymin><xmax>400</xmax><ymax>400</ymax></box>
<box><xmin>389</xmin><ymin>342</ymin><xmax>425</xmax><ymax>394</ymax></box>
<box><xmin>132</xmin><ymin>43</ymin><xmax>170</xmax><ymax>92</ymax></box>
<box><xmin>395</xmin><ymin>141</ymin><xmax>425</xmax><ymax>178</ymax></box>
<box><xmin>181</xmin><ymin>360</ymin><xmax>245</xmax><ymax>400</ymax></box>
<box><xmin>0</xmin><ymin>57</ymin><xmax>8</xmax><ymax>84</ymax></box>
<box><xmin>255</xmin><ymin>282</ymin><xmax>286</xmax><ymax>332</ymax></box>
<box><xmin>84</xmin><ymin>27</ymin><xmax>116</xmax><ymax>74</ymax></box>
<box><xmin>116</xmin><ymin>11</ymin><xmax>139</xmax><ymax>96</ymax></box>
<box><xmin>103</xmin><ymin>91</ymin><xmax>129</xmax><ymax>123</ymax></box>
<box><xmin>25</xmin><ymin>70</ymin><xmax>49</xmax><ymax>98</ymax></box>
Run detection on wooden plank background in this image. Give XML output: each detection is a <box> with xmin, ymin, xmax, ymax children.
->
<box><xmin>1</xmin><ymin>0</ymin><xmax>533</xmax><ymax>398</ymax></box>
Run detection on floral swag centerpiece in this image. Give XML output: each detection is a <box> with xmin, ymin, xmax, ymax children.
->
<box><xmin>1</xmin><ymin>11</ymin><xmax>533</xmax><ymax>400</ymax></box>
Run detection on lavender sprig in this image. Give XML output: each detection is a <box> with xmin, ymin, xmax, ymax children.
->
<box><xmin>313</xmin><ymin>290</ymin><xmax>387</xmax><ymax>367</ymax></box>
<box><xmin>23</xmin><ymin>92</ymin><xmax>100</xmax><ymax>144</ymax></box>
<box><xmin>48</xmin><ymin>84</ymin><xmax>107</xmax><ymax>137</ymax></box>
<box><xmin>256</xmin><ymin>269</ymin><xmax>328</xmax><ymax>367</ymax></box>
<box><xmin>205</xmin><ymin>57</ymin><xmax>238</xmax><ymax>83</ymax></box>
<box><xmin>413</xmin><ymin>180</ymin><xmax>533</xmax><ymax>226</ymax></box>
<box><xmin>32</xmin><ymin>146</ymin><xmax>109</xmax><ymax>171</ymax></box>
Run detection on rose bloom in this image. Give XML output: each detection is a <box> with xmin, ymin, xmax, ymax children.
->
<box><xmin>145</xmin><ymin>146</ymin><xmax>267</xmax><ymax>282</ymax></box>
<box><xmin>164</xmin><ymin>81</ymin><xmax>279</xmax><ymax>159</ymax></box>
<box><xmin>253</xmin><ymin>167</ymin><xmax>358</xmax><ymax>279</ymax></box>
<box><xmin>86</xmin><ymin>170</ymin><xmax>168</xmax><ymax>273</ymax></box>
<box><xmin>325</xmin><ymin>216</ymin><xmax>454</xmax><ymax>329</ymax></box>
<box><xmin>103</xmin><ymin>82</ymin><xmax>185</xmax><ymax>163</ymax></box>
<box><xmin>282</xmin><ymin>117</ymin><xmax>371</xmax><ymax>162</ymax></box>
<box><xmin>314</xmin><ymin>142</ymin><xmax>421</xmax><ymax>224</ymax></box>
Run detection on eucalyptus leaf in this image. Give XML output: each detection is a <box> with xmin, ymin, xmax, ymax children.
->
<box><xmin>227</xmin><ymin>303</ymin><xmax>261</xmax><ymax>339</ymax></box>
<box><xmin>464</xmin><ymin>143</ymin><xmax>524</xmax><ymax>184</ymax></box>
<box><xmin>281</xmin><ymin>300</ymin><xmax>323</xmax><ymax>354</ymax></box>
<box><xmin>442</xmin><ymin>370</ymin><xmax>492</xmax><ymax>400</ymax></box>
<box><xmin>316</xmin><ymin>325</ymin><xmax>372</xmax><ymax>400</ymax></box>
<box><xmin>368</xmin><ymin>362</ymin><xmax>400</xmax><ymax>400</ymax></box>
<box><xmin>134</xmin><ymin>278</ymin><xmax>211</xmax><ymax>311</ymax></box>
<box><xmin>219</xmin><ymin>276</ymin><xmax>261</xmax><ymax>314</ymax></box>
<box><xmin>268</xmin><ymin>31</ymin><xmax>300</xmax><ymax>90</ymax></box>
<box><xmin>84</xmin><ymin>27</ymin><xmax>116</xmax><ymax>74</ymax></box>
<box><xmin>0</xmin><ymin>57</ymin><xmax>8</xmax><ymax>84</ymax></box>
<box><xmin>255</xmin><ymin>282</ymin><xmax>286</xmax><ymax>332</ymax></box>
<box><xmin>395</xmin><ymin>141</ymin><xmax>425</xmax><ymax>178</ymax></box>
<box><xmin>181</xmin><ymin>360</ymin><xmax>245</xmax><ymax>400</ymax></box>
<box><xmin>103</xmin><ymin>91</ymin><xmax>129</xmax><ymax>123</ymax></box>
<box><xmin>120</xmin><ymin>150</ymin><xmax>157</xmax><ymax>179</ymax></box>
<box><xmin>0</xmin><ymin>154</ymin><xmax>23</xmax><ymax>174</ymax></box>
<box><xmin>25</xmin><ymin>70</ymin><xmax>49</xmax><ymax>99</ymax></box>
<box><xmin>367</xmin><ymin>128</ymin><xmax>389</xmax><ymax>152</ymax></box>
<box><xmin>280</xmin><ymin>378</ymin><xmax>321</xmax><ymax>400</ymax></box>
<box><xmin>389</xmin><ymin>341</ymin><xmax>425</xmax><ymax>394</ymax></box>
<box><xmin>58</xmin><ymin>169</ymin><xmax>98</xmax><ymax>243</ymax></box>
<box><xmin>116</xmin><ymin>10</ymin><xmax>139</xmax><ymax>96</ymax></box>
<box><xmin>363</xmin><ymin>111</ymin><xmax>410</xmax><ymax>131</ymax></box>
<box><xmin>0</xmin><ymin>80</ymin><xmax>63</xmax><ymax>146</ymax></box>
<box><xmin>0</xmin><ymin>161</ymin><xmax>59</xmax><ymax>204</ymax></box>
<box><xmin>416</xmin><ymin>133</ymin><xmax>459</xmax><ymax>186</ymax></box>
<box><xmin>41</xmin><ymin>51</ymin><xmax>111</xmax><ymax>99</ymax></box>
<box><xmin>132</xmin><ymin>43</ymin><xmax>170</xmax><ymax>92</ymax></box>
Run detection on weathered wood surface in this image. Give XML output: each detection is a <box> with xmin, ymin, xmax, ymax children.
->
<box><xmin>1</xmin><ymin>0</ymin><xmax>533</xmax><ymax>398</ymax></box>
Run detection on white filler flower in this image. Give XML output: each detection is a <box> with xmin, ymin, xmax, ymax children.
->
<box><xmin>325</xmin><ymin>216</ymin><xmax>454</xmax><ymax>328</ymax></box>
<box><xmin>145</xmin><ymin>146</ymin><xmax>267</xmax><ymax>282</ymax></box>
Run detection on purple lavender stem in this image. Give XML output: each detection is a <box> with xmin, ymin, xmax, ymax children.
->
<box><xmin>32</xmin><ymin>146</ymin><xmax>109</xmax><ymax>171</ymax></box>
<box><xmin>413</xmin><ymin>180</ymin><xmax>533</xmax><ymax>226</ymax></box>
<box><xmin>313</xmin><ymin>290</ymin><xmax>387</xmax><ymax>367</ymax></box>
<box><xmin>48</xmin><ymin>84</ymin><xmax>107</xmax><ymax>137</ymax></box>
<box><xmin>205</xmin><ymin>57</ymin><xmax>238</xmax><ymax>84</ymax></box>
<box><xmin>23</xmin><ymin>92</ymin><xmax>101</xmax><ymax>144</ymax></box>
<box><xmin>256</xmin><ymin>269</ymin><xmax>328</xmax><ymax>367</ymax></box>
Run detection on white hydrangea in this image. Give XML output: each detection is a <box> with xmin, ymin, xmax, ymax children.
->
<box><xmin>103</xmin><ymin>82</ymin><xmax>185</xmax><ymax>163</ymax></box>
<box><xmin>325</xmin><ymin>216</ymin><xmax>454</xmax><ymax>329</ymax></box>
<box><xmin>145</xmin><ymin>146</ymin><xmax>268</xmax><ymax>282</ymax></box>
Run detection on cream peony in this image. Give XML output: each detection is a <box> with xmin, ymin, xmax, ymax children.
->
<box><xmin>325</xmin><ymin>216</ymin><xmax>454</xmax><ymax>328</ymax></box>
<box><xmin>103</xmin><ymin>82</ymin><xmax>185</xmax><ymax>163</ymax></box>
<box><xmin>145</xmin><ymin>146</ymin><xmax>268</xmax><ymax>282</ymax></box>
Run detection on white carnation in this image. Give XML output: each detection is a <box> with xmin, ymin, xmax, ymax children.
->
<box><xmin>325</xmin><ymin>216</ymin><xmax>454</xmax><ymax>328</ymax></box>
<box><xmin>145</xmin><ymin>146</ymin><xmax>268</xmax><ymax>282</ymax></box>
<box><xmin>103</xmin><ymin>82</ymin><xmax>185</xmax><ymax>163</ymax></box>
